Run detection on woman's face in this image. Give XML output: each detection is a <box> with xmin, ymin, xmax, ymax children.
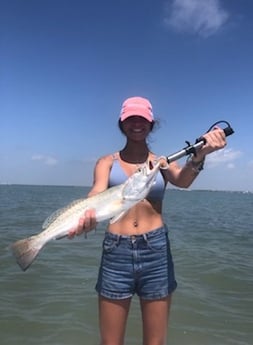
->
<box><xmin>121</xmin><ymin>116</ymin><xmax>152</xmax><ymax>141</ymax></box>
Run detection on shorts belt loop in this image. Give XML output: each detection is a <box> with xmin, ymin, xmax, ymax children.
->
<box><xmin>117</xmin><ymin>235</ymin><xmax>121</xmax><ymax>244</ymax></box>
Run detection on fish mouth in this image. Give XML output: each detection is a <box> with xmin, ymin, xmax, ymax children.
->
<box><xmin>145</xmin><ymin>156</ymin><xmax>167</xmax><ymax>178</ymax></box>
<box><xmin>143</xmin><ymin>160</ymin><xmax>162</xmax><ymax>181</ymax></box>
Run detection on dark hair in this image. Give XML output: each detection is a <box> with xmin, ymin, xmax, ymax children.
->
<box><xmin>118</xmin><ymin>119</ymin><xmax>156</xmax><ymax>134</ymax></box>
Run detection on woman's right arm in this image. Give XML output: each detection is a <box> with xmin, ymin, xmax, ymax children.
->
<box><xmin>68</xmin><ymin>154</ymin><xmax>113</xmax><ymax>237</ymax></box>
<box><xmin>87</xmin><ymin>155</ymin><xmax>113</xmax><ymax>196</ymax></box>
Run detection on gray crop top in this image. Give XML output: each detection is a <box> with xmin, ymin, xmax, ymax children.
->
<box><xmin>108</xmin><ymin>154</ymin><xmax>166</xmax><ymax>201</ymax></box>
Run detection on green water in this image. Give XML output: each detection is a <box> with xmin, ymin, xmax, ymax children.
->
<box><xmin>1</xmin><ymin>185</ymin><xmax>252</xmax><ymax>345</ymax></box>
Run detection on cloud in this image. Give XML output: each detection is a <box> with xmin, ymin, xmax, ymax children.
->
<box><xmin>164</xmin><ymin>0</ymin><xmax>229</xmax><ymax>37</ymax></box>
<box><xmin>207</xmin><ymin>148</ymin><xmax>242</xmax><ymax>168</ymax></box>
<box><xmin>32</xmin><ymin>154</ymin><xmax>58</xmax><ymax>166</ymax></box>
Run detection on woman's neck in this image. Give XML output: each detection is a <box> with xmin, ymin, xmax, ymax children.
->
<box><xmin>119</xmin><ymin>142</ymin><xmax>149</xmax><ymax>164</ymax></box>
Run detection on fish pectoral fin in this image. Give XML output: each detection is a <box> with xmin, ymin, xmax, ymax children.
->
<box><xmin>109</xmin><ymin>211</ymin><xmax>128</xmax><ymax>224</ymax></box>
<box><xmin>55</xmin><ymin>234</ymin><xmax>69</xmax><ymax>240</ymax></box>
<box><xmin>123</xmin><ymin>196</ymin><xmax>140</xmax><ymax>201</ymax></box>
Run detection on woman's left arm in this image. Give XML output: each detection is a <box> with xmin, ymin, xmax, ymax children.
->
<box><xmin>162</xmin><ymin>127</ymin><xmax>227</xmax><ymax>188</ymax></box>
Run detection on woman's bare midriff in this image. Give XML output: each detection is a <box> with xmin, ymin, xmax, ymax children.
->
<box><xmin>108</xmin><ymin>199</ymin><xmax>164</xmax><ymax>235</ymax></box>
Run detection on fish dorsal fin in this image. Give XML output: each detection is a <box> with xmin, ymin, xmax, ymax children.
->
<box><xmin>42</xmin><ymin>198</ymin><xmax>85</xmax><ymax>229</ymax></box>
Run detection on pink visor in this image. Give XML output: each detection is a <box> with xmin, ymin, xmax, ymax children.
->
<box><xmin>119</xmin><ymin>96</ymin><xmax>154</xmax><ymax>122</ymax></box>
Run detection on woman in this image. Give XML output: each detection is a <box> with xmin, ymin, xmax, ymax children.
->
<box><xmin>69</xmin><ymin>96</ymin><xmax>226</xmax><ymax>345</ymax></box>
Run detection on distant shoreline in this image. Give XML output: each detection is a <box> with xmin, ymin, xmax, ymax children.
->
<box><xmin>1</xmin><ymin>183</ymin><xmax>252</xmax><ymax>193</ymax></box>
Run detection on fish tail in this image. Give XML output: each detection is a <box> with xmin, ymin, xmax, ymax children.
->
<box><xmin>11</xmin><ymin>235</ymin><xmax>44</xmax><ymax>271</ymax></box>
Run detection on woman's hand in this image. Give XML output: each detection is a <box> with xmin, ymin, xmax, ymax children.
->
<box><xmin>68</xmin><ymin>208</ymin><xmax>97</xmax><ymax>238</ymax></box>
<box><xmin>193</xmin><ymin>126</ymin><xmax>227</xmax><ymax>162</ymax></box>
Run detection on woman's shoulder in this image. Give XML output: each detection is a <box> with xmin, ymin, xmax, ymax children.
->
<box><xmin>149</xmin><ymin>152</ymin><xmax>160</xmax><ymax>162</ymax></box>
<box><xmin>95</xmin><ymin>152</ymin><xmax>119</xmax><ymax>169</ymax></box>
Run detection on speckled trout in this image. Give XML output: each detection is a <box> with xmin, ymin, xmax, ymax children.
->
<box><xmin>11</xmin><ymin>158</ymin><xmax>164</xmax><ymax>271</ymax></box>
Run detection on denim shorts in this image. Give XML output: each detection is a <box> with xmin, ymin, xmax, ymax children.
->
<box><xmin>95</xmin><ymin>225</ymin><xmax>177</xmax><ymax>300</ymax></box>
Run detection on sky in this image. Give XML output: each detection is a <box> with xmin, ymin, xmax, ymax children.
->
<box><xmin>1</xmin><ymin>0</ymin><xmax>253</xmax><ymax>191</ymax></box>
